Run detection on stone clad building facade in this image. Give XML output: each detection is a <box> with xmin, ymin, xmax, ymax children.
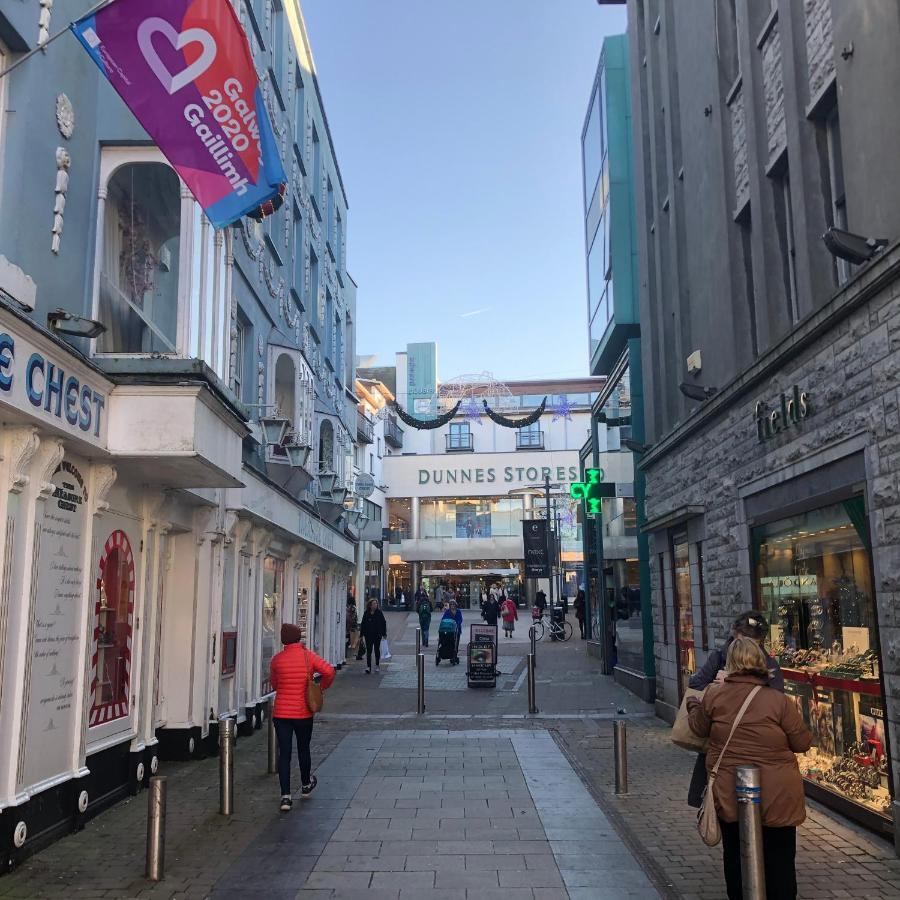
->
<box><xmin>627</xmin><ymin>0</ymin><xmax>900</xmax><ymax>839</ymax></box>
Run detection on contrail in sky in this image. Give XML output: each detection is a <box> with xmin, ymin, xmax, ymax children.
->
<box><xmin>460</xmin><ymin>307</ymin><xmax>491</xmax><ymax>318</ymax></box>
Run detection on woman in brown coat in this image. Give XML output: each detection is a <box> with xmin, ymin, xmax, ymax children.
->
<box><xmin>688</xmin><ymin>637</ymin><xmax>812</xmax><ymax>900</ymax></box>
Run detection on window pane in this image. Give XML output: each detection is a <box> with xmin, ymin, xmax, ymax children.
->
<box><xmin>99</xmin><ymin>163</ymin><xmax>181</xmax><ymax>353</ymax></box>
<box><xmin>260</xmin><ymin>557</ymin><xmax>283</xmax><ymax>694</ymax></box>
<box><xmin>583</xmin><ymin>90</ymin><xmax>602</xmax><ymax>205</ymax></box>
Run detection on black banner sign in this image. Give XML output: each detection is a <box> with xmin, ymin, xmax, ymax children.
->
<box><xmin>523</xmin><ymin>519</ymin><xmax>550</xmax><ymax>578</ymax></box>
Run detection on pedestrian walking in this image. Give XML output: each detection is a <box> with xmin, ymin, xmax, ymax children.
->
<box><xmin>500</xmin><ymin>595</ymin><xmax>518</xmax><ymax>637</ymax></box>
<box><xmin>573</xmin><ymin>589</ymin><xmax>586</xmax><ymax>639</ymax></box>
<box><xmin>687</xmin><ymin>636</ymin><xmax>811</xmax><ymax>900</ymax></box>
<box><xmin>416</xmin><ymin>588</ymin><xmax>433</xmax><ymax>647</ymax></box>
<box><xmin>481</xmin><ymin>593</ymin><xmax>500</xmax><ymax>627</ymax></box>
<box><xmin>534</xmin><ymin>588</ymin><xmax>547</xmax><ymax>618</ymax></box>
<box><xmin>687</xmin><ymin>610</ymin><xmax>784</xmax><ymax>807</ymax></box>
<box><xmin>269</xmin><ymin>623</ymin><xmax>335</xmax><ymax>812</ymax></box>
<box><xmin>360</xmin><ymin>598</ymin><xmax>388</xmax><ymax>673</ymax></box>
<box><xmin>442</xmin><ymin>599</ymin><xmax>463</xmax><ymax>664</ymax></box>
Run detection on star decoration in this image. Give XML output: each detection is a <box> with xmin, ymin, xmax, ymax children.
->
<box><xmin>551</xmin><ymin>395</ymin><xmax>573</xmax><ymax>422</ymax></box>
<box><xmin>462</xmin><ymin>397</ymin><xmax>483</xmax><ymax>424</ymax></box>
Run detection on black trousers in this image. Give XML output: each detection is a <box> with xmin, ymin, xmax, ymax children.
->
<box><xmin>365</xmin><ymin>638</ymin><xmax>381</xmax><ymax>668</ymax></box>
<box><xmin>720</xmin><ymin>819</ymin><xmax>797</xmax><ymax>900</ymax></box>
<box><xmin>273</xmin><ymin>717</ymin><xmax>314</xmax><ymax>796</ymax></box>
<box><xmin>577</xmin><ymin>617</ymin><xmax>585</xmax><ymax>638</ymax></box>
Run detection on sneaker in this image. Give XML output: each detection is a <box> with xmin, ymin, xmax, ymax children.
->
<box><xmin>375</xmin><ymin>666</ymin><xmax>380</xmax><ymax>673</ymax></box>
<box><xmin>301</xmin><ymin>776</ymin><xmax>318</xmax><ymax>797</ymax></box>
<box><xmin>365</xmin><ymin>668</ymin><xmax>371</xmax><ymax>674</ymax></box>
<box><xmin>279</xmin><ymin>795</ymin><xmax>292</xmax><ymax>812</ymax></box>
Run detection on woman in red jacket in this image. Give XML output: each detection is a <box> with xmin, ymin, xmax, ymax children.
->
<box><xmin>270</xmin><ymin>623</ymin><xmax>335</xmax><ymax>811</ymax></box>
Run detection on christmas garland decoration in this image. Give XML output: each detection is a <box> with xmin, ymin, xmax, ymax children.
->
<box><xmin>391</xmin><ymin>400</ymin><xmax>462</xmax><ymax>430</ymax></box>
<box><xmin>482</xmin><ymin>396</ymin><xmax>547</xmax><ymax>428</ymax></box>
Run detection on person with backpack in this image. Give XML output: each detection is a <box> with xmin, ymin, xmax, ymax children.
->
<box><xmin>500</xmin><ymin>595</ymin><xmax>518</xmax><ymax>638</ymax></box>
<box><xmin>416</xmin><ymin>587</ymin><xmax>433</xmax><ymax>647</ymax></box>
<box><xmin>270</xmin><ymin>623</ymin><xmax>335</xmax><ymax>812</ymax></box>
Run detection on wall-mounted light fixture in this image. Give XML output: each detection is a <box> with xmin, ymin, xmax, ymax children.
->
<box><xmin>823</xmin><ymin>226</ymin><xmax>888</xmax><ymax>266</ymax></box>
<box><xmin>47</xmin><ymin>309</ymin><xmax>106</xmax><ymax>339</ymax></box>
<box><xmin>679</xmin><ymin>382</ymin><xmax>718</xmax><ymax>401</ymax></box>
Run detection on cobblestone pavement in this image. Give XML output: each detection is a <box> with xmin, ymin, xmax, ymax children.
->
<box><xmin>2</xmin><ymin>611</ymin><xmax>899</xmax><ymax>899</ymax></box>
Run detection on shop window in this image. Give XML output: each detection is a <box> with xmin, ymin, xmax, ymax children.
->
<box><xmin>90</xmin><ymin>530</ymin><xmax>136</xmax><ymax>726</ymax></box>
<box><xmin>671</xmin><ymin>532</ymin><xmax>695</xmax><ymax>699</ymax></box>
<box><xmin>658</xmin><ymin>553</ymin><xmax>668</xmax><ymax>645</ymax></box>
<box><xmin>697</xmin><ymin>542</ymin><xmax>709</xmax><ymax>651</ymax></box>
<box><xmin>261</xmin><ymin>556</ymin><xmax>284</xmax><ymax>694</ymax></box>
<box><xmin>98</xmin><ymin>163</ymin><xmax>181</xmax><ymax>354</ymax></box>
<box><xmin>754</xmin><ymin>497</ymin><xmax>889</xmax><ymax>823</ymax></box>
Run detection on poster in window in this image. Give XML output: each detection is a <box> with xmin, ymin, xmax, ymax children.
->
<box><xmin>20</xmin><ymin>458</ymin><xmax>88</xmax><ymax>789</ymax></box>
<box><xmin>455</xmin><ymin>502</ymin><xmax>490</xmax><ymax>538</ymax></box>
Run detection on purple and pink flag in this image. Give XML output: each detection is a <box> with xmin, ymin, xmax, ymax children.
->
<box><xmin>72</xmin><ymin>0</ymin><xmax>286</xmax><ymax>227</ymax></box>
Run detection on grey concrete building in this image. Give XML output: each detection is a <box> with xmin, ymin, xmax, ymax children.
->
<box><xmin>627</xmin><ymin>0</ymin><xmax>900</xmax><ymax>840</ymax></box>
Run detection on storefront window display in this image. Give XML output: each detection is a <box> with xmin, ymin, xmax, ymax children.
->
<box><xmin>754</xmin><ymin>498</ymin><xmax>890</xmax><ymax>825</ymax></box>
<box><xmin>90</xmin><ymin>529</ymin><xmax>136</xmax><ymax>726</ymax></box>
<box><xmin>672</xmin><ymin>532</ymin><xmax>695</xmax><ymax>699</ymax></box>
<box><xmin>420</xmin><ymin>497</ymin><xmax>525</xmax><ymax>539</ymax></box>
<box><xmin>261</xmin><ymin>557</ymin><xmax>284</xmax><ymax>694</ymax></box>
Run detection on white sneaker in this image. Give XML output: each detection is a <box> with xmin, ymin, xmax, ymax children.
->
<box><xmin>375</xmin><ymin>666</ymin><xmax>380</xmax><ymax>673</ymax></box>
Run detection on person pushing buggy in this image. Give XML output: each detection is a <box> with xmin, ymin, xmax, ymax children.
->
<box><xmin>436</xmin><ymin>599</ymin><xmax>463</xmax><ymax>665</ymax></box>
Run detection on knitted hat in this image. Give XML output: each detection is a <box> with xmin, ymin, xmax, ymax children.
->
<box><xmin>281</xmin><ymin>623</ymin><xmax>303</xmax><ymax>645</ymax></box>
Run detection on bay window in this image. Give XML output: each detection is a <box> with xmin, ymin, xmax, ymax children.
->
<box><xmin>93</xmin><ymin>148</ymin><xmax>233</xmax><ymax>381</ymax></box>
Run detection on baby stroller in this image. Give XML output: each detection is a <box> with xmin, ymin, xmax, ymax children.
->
<box><xmin>436</xmin><ymin>618</ymin><xmax>459</xmax><ymax>666</ymax></box>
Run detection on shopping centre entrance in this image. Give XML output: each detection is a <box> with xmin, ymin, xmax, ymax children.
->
<box><xmin>420</xmin><ymin>565</ymin><xmax>523</xmax><ymax>609</ymax></box>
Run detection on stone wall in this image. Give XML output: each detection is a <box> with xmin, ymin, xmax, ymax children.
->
<box><xmin>805</xmin><ymin>0</ymin><xmax>835</xmax><ymax>100</ymax></box>
<box><xmin>642</xmin><ymin>245</ymin><xmax>900</xmax><ymax>795</ymax></box>
<box><xmin>761</xmin><ymin>24</ymin><xmax>786</xmax><ymax>163</ymax></box>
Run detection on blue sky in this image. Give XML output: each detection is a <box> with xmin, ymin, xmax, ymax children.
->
<box><xmin>302</xmin><ymin>0</ymin><xmax>627</xmax><ymax>382</ymax></box>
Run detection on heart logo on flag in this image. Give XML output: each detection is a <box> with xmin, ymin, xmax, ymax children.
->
<box><xmin>137</xmin><ymin>17</ymin><xmax>217</xmax><ymax>95</ymax></box>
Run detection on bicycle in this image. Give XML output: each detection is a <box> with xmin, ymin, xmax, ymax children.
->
<box><xmin>530</xmin><ymin>612</ymin><xmax>573</xmax><ymax>642</ymax></box>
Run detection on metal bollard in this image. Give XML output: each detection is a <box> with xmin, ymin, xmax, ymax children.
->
<box><xmin>527</xmin><ymin>653</ymin><xmax>538</xmax><ymax>714</ymax></box>
<box><xmin>736</xmin><ymin>765</ymin><xmax>766</xmax><ymax>900</ymax></box>
<box><xmin>219</xmin><ymin>718</ymin><xmax>235</xmax><ymax>816</ymax></box>
<box><xmin>416</xmin><ymin>626</ymin><xmax>421</xmax><ymax>657</ymax></box>
<box><xmin>613</xmin><ymin>721</ymin><xmax>628</xmax><ymax>795</ymax></box>
<box><xmin>267</xmin><ymin>701</ymin><xmax>278</xmax><ymax>775</ymax></box>
<box><xmin>417</xmin><ymin>652</ymin><xmax>425</xmax><ymax>714</ymax></box>
<box><xmin>145</xmin><ymin>776</ymin><xmax>167</xmax><ymax>881</ymax></box>
<box><xmin>530</xmin><ymin>625</ymin><xmax>536</xmax><ymax>667</ymax></box>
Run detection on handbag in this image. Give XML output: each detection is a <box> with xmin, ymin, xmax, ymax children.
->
<box><xmin>671</xmin><ymin>687</ymin><xmax>709</xmax><ymax>752</ymax></box>
<box><xmin>305</xmin><ymin>648</ymin><xmax>324</xmax><ymax>714</ymax></box>
<box><xmin>697</xmin><ymin>685</ymin><xmax>761</xmax><ymax>847</ymax></box>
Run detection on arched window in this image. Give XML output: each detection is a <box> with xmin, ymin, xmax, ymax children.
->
<box><xmin>319</xmin><ymin>419</ymin><xmax>334</xmax><ymax>473</ymax></box>
<box><xmin>98</xmin><ymin>163</ymin><xmax>181</xmax><ymax>354</ymax></box>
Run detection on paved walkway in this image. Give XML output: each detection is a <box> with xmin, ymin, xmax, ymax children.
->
<box><xmin>3</xmin><ymin>610</ymin><xmax>900</xmax><ymax>898</ymax></box>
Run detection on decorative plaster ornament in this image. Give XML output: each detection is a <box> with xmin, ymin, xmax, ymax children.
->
<box><xmin>51</xmin><ymin>147</ymin><xmax>71</xmax><ymax>254</ymax></box>
<box><xmin>56</xmin><ymin>94</ymin><xmax>74</xmax><ymax>139</ymax></box>
<box><xmin>38</xmin><ymin>0</ymin><xmax>53</xmax><ymax>47</ymax></box>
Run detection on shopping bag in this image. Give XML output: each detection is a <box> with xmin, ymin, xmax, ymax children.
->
<box><xmin>670</xmin><ymin>687</ymin><xmax>708</xmax><ymax>752</ymax></box>
<box><xmin>380</xmin><ymin>638</ymin><xmax>392</xmax><ymax>661</ymax></box>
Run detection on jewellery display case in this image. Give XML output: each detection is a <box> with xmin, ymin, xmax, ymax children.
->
<box><xmin>754</xmin><ymin>498</ymin><xmax>892</xmax><ymax>834</ymax></box>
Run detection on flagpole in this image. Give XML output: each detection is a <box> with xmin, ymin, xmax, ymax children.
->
<box><xmin>0</xmin><ymin>0</ymin><xmax>115</xmax><ymax>81</ymax></box>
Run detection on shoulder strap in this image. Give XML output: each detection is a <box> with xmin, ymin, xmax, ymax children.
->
<box><xmin>710</xmin><ymin>685</ymin><xmax>762</xmax><ymax>777</ymax></box>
